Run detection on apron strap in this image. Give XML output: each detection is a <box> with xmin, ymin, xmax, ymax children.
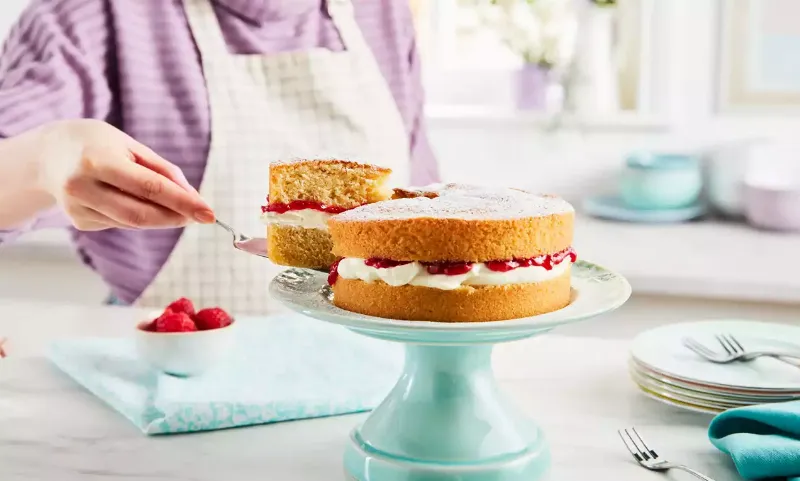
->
<box><xmin>184</xmin><ymin>0</ymin><xmax>372</xmax><ymax>57</ymax></box>
<box><xmin>182</xmin><ymin>0</ymin><xmax>231</xmax><ymax>56</ymax></box>
<box><xmin>326</xmin><ymin>0</ymin><xmax>370</xmax><ymax>53</ymax></box>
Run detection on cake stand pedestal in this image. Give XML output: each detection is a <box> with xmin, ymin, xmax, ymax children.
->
<box><xmin>270</xmin><ymin>261</ymin><xmax>631</xmax><ymax>481</ymax></box>
<box><xmin>345</xmin><ymin>342</ymin><xmax>548</xmax><ymax>481</ymax></box>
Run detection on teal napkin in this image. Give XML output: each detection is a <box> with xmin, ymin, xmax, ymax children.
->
<box><xmin>709</xmin><ymin>400</ymin><xmax>800</xmax><ymax>480</ymax></box>
<box><xmin>48</xmin><ymin>315</ymin><xmax>402</xmax><ymax>435</ymax></box>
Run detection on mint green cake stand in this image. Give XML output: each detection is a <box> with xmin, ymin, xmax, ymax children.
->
<box><xmin>270</xmin><ymin>261</ymin><xmax>631</xmax><ymax>481</ymax></box>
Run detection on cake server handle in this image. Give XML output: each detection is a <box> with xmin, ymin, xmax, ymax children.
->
<box><xmin>216</xmin><ymin>219</ymin><xmax>269</xmax><ymax>259</ymax></box>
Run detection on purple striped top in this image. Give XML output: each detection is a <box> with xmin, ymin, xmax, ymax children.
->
<box><xmin>0</xmin><ymin>0</ymin><xmax>439</xmax><ymax>303</ymax></box>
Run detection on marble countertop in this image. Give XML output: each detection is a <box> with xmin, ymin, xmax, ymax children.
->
<box><xmin>0</xmin><ymin>301</ymin><xmax>743</xmax><ymax>481</ymax></box>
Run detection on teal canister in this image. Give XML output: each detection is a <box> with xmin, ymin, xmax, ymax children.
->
<box><xmin>619</xmin><ymin>152</ymin><xmax>703</xmax><ymax>210</ymax></box>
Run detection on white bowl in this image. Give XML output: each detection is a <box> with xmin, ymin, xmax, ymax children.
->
<box><xmin>704</xmin><ymin>138</ymin><xmax>765</xmax><ymax>217</ymax></box>
<box><xmin>743</xmin><ymin>182</ymin><xmax>800</xmax><ymax>232</ymax></box>
<box><xmin>134</xmin><ymin>312</ymin><xmax>236</xmax><ymax>377</ymax></box>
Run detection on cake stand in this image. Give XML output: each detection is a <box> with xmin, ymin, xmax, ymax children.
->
<box><xmin>269</xmin><ymin>260</ymin><xmax>631</xmax><ymax>481</ymax></box>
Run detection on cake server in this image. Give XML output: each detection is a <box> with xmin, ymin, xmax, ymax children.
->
<box><xmin>215</xmin><ymin>219</ymin><xmax>268</xmax><ymax>258</ymax></box>
<box><xmin>214</xmin><ymin>220</ymin><xmax>328</xmax><ymax>273</ymax></box>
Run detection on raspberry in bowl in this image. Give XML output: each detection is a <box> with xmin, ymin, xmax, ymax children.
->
<box><xmin>135</xmin><ymin>298</ymin><xmax>236</xmax><ymax>377</ymax></box>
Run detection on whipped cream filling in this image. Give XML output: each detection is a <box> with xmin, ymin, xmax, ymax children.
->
<box><xmin>336</xmin><ymin>256</ymin><xmax>573</xmax><ymax>290</ymax></box>
<box><xmin>260</xmin><ymin>209</ymin><xmax>332</xmax><ymax>230</ymax></box>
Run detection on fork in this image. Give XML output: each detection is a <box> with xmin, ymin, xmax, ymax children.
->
<box><xmin>683</xmin><ymin>334</ymin><xmax>800</xmax><ymax>365</ymax></box>
<box><xmin>717</xmin><ymin>333</ymin><xmax>800</xmax><ymax>367</ymax></box>
<box><xmin>618</xmin><ymin>427</ymin><xmax>716</xmax><ymax>480</ymax></box>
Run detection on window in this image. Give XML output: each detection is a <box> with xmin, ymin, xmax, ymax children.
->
<box><xmin>411</xmin><ymin>0</ymin><xmax>671</xmax><ymax>119</ymax></box>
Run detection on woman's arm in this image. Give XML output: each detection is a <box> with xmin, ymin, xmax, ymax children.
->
<box><xmin>0</xmin><ymin>0</ymin><xmax>114</xmax><ymax>232</ymax></box>
<box><xmin>0</xmin><ymin>1</ymin><xmax>211</xmax><ymax>235</ymax></box>
<box><xmin>0</xmin><ymin>128</ymin><xmax>57</xmax><ymax>228</ymax></box>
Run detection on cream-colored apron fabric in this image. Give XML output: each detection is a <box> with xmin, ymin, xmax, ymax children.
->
<box><xmin>135</xmin><ymin>0</ymin><xmax>411</xmax><ymax>315</ymax></box>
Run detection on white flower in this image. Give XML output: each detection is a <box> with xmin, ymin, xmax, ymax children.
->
<box><xmin>475</xmin><ymin>0</ymin><xmax>577</xmax><ymax>69</ymax></box>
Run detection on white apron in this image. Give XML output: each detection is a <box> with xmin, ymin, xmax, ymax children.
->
<box><xmin>135</xmin><ymin>0</ymin><xmax>411</xmax><ymax>315</ymax></box>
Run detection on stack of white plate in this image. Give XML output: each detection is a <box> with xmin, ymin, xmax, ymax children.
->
<box><xmin>629</xmin><ymin>320</ymin><xmax>800</xmax><ymax>414</ymax></box>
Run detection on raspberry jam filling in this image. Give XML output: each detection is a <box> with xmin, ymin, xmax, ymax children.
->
<box><xmin>328</xmin><ymin>258</ymin><xmax>342</xmax><ymax>285</ymax></box>
<box><xmin>364</xmin><ymin>258</ymin><xmax>412</xmax><ymax>269</ymax></box>
<box><xmin>486</xmin><ymin>247</ymin><xmax>577</xmax><ymax>272</ymax></box>
<box><xmin>327</xmin><ymin>247</ymin><xmax>576</xmax><ymax>285</ymax></box>
<box><xmin>260</xmin><ymin>196</ymin><xmax>351</xmax><ymax>215</ymax></box>
<box><xmin>423</xmin><ymin>262</ymin><xmax>474</xmax><ymax>276</ymax></box>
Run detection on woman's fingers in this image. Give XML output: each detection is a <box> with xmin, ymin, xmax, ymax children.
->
<box><xmin>69</xmin><ymin>179</ymin><xmax>191</xmax><ymax>229</ymax></box>
<box><xmin>67</xmin><ymin>205</ymin><xmax>127</xmax><ymax>231</ymax></box>
<box><xmin>127</xmin><ymin>141</ymin><xmax>198</xmax><ymax>193</ymax></box>
<box><xmin>38</xmin><ymin>120</ymin><xmax>215</xmax><ymax>231</ymax></box>
<box><xmin>91</xmin><ymin>157</ymin><xmax>214</xmax><ymax>223</ymax></box>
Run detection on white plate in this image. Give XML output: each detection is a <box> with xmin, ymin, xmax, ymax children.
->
<box><xmin>629</xmin><ymin>366</ymin><xmax>749</xmax><ymax>407</ymax></box>
<box><xmin>635</xmin><ymin>383</ymin><xmax>722</xmax><ymax>415</ymax></box>
<box><xmin>630</xmin><ymin>320</ymin><xmax>800</xmax><ymax>392</ymax></box>
<box><xmin>631</xmin><ymin>358</ymin><xmax>800</xmax><ymax>399</ymax></box>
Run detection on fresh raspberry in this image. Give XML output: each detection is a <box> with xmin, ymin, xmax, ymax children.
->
<box><xmin>165</xmin><ymin>297</ymin><xmax>195</xmax><ymax>316</ymax></box>
<box><xmin>194</xmin><ymin>307</ymin><xmax>233</xmax><ymax>330</ymax></box>
<box><xmin>140</xmin><ymin>320</ymin><xmax>157</xmax><ymax>332</ymax></box>
<box><xmin>155</xmin><ymin>311</ymin><xmax>197</xmax><ymax>333</ymax></box>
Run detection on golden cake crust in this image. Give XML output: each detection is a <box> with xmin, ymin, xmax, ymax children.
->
<box><xmin>268</xmin><ymin>159</ymin><xmax>392</xmax><ymax>207</ymax></box>
<box><xmin>267</xmin><ymin>225</ymin><xmax>336</xmax><ymax>269</ymax></box>
<box><xmin>328</xmin><ymin>184</ymin><xmax>574</xmax><ymax>262</ymax></box>
<box><xmin>331</xmin><ymin>268</ymin><xmax>572</xmax><ymax>322</ymax></box>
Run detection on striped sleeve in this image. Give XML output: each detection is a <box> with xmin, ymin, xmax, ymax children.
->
<box><xmin>407</xmin><ymin>35</ymin><xmax>440</xmax><ymax>185</ymax></box>
<box><xmin>0</xmin><ymin>0</ymin><xmax>115</xmax><ymax>243</ymax></box>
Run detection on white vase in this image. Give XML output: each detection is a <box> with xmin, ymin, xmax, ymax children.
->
<box><xmin>569</xmin><ymin>6</ymin><xmax>619</xmax><ymax>114</ymax></box>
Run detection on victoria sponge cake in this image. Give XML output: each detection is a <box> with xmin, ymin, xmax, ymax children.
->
<box><xmin>326</xmin><ymin>184</ymin><xmax>576</xmax><ymax>322</ymax></box>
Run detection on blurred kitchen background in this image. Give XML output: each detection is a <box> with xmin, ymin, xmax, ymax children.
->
<box><xmin>1</xmin><ymin>0</ymin><xmax>799</xmax><ymax>334</ymax></box>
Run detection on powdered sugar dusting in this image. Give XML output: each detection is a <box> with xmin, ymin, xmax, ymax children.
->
<box><xmin>335</xmin><ymin>184</ymin><xmax>574</xmax><ymax>221</ymax></box>
<box><xmin>270</xmin><ymin>155</ymin><xmax>376</xmax><ymax>167</ymax></box>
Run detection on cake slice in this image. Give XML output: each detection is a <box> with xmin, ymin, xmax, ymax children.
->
<box><xmin>263</xmin><ymin>158</ymin><xmax>393</xmax><ymax>269</ymax></box>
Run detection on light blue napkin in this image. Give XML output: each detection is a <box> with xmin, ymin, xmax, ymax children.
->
<box><xmin>709</xmin><ymin>400</ymin><xmax>800</xmax><ymax>480</ymax></box>
<box><xmin>48</xmin><ymin>315</ymin><xmax>403</xmax><ymax>435</ymax></box>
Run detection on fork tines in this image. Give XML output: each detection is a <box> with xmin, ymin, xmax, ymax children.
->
<box><xmin>715</xmin><ymin>333</ymin><xmax>745</xmax><ymax>355</ymax></box>
<box><xmin>618</xmin><ymin>427</ymin><xmax>659</xmax><ymax>463</ymax></box>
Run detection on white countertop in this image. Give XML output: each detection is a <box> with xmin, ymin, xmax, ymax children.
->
<box><xmin>0</xmin><ymin>301</ymin><xmax>743</xmax><ymax>481</ymax></box>
<box><xmin>576</xmin><ymin>215</ymin><xmax>800</xmax><ymax>305</ymax></box>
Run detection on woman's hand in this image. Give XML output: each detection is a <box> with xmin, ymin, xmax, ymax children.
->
<box><xmin>35</xmin><ymin>119</ymin><xmax>214</xmax><ymax>231</ymax></box>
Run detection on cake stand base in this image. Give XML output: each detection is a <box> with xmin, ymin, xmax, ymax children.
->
<box><xmin>343</xmin><ymin>344</ymin><xmax>549</xmax><ymax>481</ymax></box>
<box><xmin>269</xmin><ymin>262</ymin><xmax>631</xmax><ymax>481</ymax></box>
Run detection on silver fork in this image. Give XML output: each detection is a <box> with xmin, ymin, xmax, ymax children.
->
<box><xmin>618</xmin><ymin>427</ymin><xmax>716</xmax><ymax>481</ymax></box>
<box><xmin>717</xmin><ymin>333</ymin><xmax>800</xmax><ymax>367</ymax></box>
<box><xmin>682</xmin><ymin>334</ymin><xmax>800</xmax><ymax>365</ymax></box>
<box><xmin>215</xmin><ymin>220</ymin><xmax>268</xmax><ymax>258</ymax></box>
